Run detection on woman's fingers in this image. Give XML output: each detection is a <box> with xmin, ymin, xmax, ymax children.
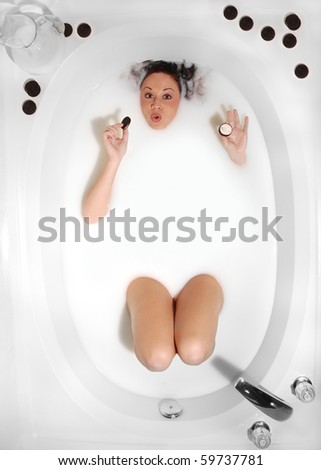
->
<box><xmin>104</xmin><ymin>123</ymin><xmax>128</xmax><ymax>143</ymax></box>
<box><xmin>104</xmin><ymin>126</ymin><xmax>118</xmax><ymax>141</ymax></box>
<box><xmin>122</xmin><ymin>127</ymin><xmax>129</xmax><ymax>143</ymax></box>
<box><xmin>225</xmin><ymin>109</ymin><xmax>248</xmax><ymax>131</ymax></box>
<box><xmin>233</xmin><ymin>109</ymin><xmax>240</xmax><ymax>127</ymax></box>
<box><xmin>243</xmin><ymin>115</ymin><xmax>249</xmax><ymax>132</ymax></box>
<box><xmin>227</xmin><ymin>109</ymin><xmax>234</xmax><ymax>128</ymax></box>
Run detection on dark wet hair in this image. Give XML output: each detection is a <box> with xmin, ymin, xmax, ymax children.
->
<box><xmin>128</xmin><ymin>59</ymin><xmax>205</xmax><ymax>100</ymax></box>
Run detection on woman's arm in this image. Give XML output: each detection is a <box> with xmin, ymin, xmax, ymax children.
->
<box><xmin>83</xmin><ymin>123</ymin><xmax>129</xmax><ymax>224</ymax></box>
<box><xmin>219</xmin><ymin>109</ymin><xmax>249</xmax><ymax>166</ymax></box>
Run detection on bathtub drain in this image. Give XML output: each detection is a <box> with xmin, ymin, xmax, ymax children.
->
<box><xmin>158</xmin><ymin>399</ymin><xmax>183</xmax><ymax>419</ymax></box>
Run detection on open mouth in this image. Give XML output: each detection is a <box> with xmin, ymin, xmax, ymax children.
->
<box><xmin>151</xmin><ymin>113</ymin><xmax>161</xmax><ymax>123</ymax></box>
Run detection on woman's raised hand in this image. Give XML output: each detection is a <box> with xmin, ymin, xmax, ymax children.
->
<box><xmin>103</xmin><ymin>123</ymin><xmax>129</xmax><ymax>163</ymax></box>
<box><xmin>219</xmin><ymin>109</ymin><xmax>249</xmax><ymax>165</ymax></box>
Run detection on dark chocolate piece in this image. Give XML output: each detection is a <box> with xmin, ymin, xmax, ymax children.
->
<box><xmin>121</xmin><ymin>116</ymin><xmax>131</xmax><ymax>130</ymax></box>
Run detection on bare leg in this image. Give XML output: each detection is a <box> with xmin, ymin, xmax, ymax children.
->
<box><xmin>126</xmin><ymin>277</ymin><xmax>176</xmax><ymax>371</ymax></box>
<box><xmin>174</xmin><ymin>274</ymin><xmax>224</xmax><ymax>365</ymax></box>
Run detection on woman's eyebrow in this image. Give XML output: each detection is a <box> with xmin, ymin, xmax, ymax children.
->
<box><xmin>143</xmin><ymin>86</ymin><xmax>175</xmax><ymax>92</ymax></box>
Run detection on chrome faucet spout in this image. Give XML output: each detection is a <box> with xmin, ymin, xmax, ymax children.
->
<box><xmin>235</xmin><ymin>377</ymin><xmax>293</xmax><ymax>421</ymax></box>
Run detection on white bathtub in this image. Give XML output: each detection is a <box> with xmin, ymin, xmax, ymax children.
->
<box><xmin>1</xmin><ymin>0</ymin><xmax>320</xmax><ymax>449</ymax></box>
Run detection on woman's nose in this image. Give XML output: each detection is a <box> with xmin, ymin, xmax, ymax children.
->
<box><xmin>151</xmin><ymin>98</ymin><xmax>161</xmax><ymax>109</ymax></box>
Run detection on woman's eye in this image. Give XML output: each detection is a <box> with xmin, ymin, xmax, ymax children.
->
<box><xmin>163</xmin><ymin>94</ymin><xmax>172</xmax><ymax>100</ymax></box>
<box><xmin>145</xmin><ymin>93</ymin><xmax>153</xmax><ymax>99</ymax></box>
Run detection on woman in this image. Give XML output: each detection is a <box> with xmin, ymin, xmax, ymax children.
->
<box><xmin>83</xmin><ymin>60</ymin><xmax>249</xmax><ymax>372</ymax></box>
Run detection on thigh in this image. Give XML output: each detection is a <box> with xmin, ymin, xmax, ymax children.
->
<box><xmin>126</xmin><ymin>277</ymin><xmax>176</xmax><ymax>371</ymax></box>
<box><xmin>174</xmin><ymin>274</ymin><xmax>224</xmax><ymax>364</ymax></box>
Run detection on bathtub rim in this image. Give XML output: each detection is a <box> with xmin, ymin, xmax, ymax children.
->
<box><xmin>19</xmin><ymin>20</ymin><xmax>311</xmax><ymax>425</ymax></box>
<box><xmin>0</xmin><ymin>1</ymin><xmax>319</xmax><ymax>450</ymax></box>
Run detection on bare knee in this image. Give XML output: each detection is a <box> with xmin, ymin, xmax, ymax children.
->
<box><xmin>189</xmin><ymin>274</ymin><xmax>224</xmax><ymax>309</ymax></box>
<box><xmin>176</xmin><ymin>338</ymin><xmax>215</xmax><ymax>366</ymax></box>
<box><xmin>126</xmin><ymin>277</ymin><xmax>171</xmax><ymax>308</ymax></box>
<box><xmin>127</xmin><ymin>276</ymin><xmax>165</xmax><ymax>292</ymax></box>
<box><xmin>192</xmin><ymin>273</ymin><xmax>223</xmax><ymax>292</ymax></box>
<box><xmin>136</xmin><ymin>346</ymin><xmax>175</xmax><ymax>372</ymax></box>
<box><xmin>127</xmin><ymin>276</ymin><xmax>155</xmax><ymax>298</ymax></box>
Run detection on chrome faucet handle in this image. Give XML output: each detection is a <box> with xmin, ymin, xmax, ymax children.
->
<box><xmin>248</xmin><ymin>421</ymin><xmax>272</xmax><ymax>449</ymax></box>
<box><xmin>235</xmin><ymin>377</ymin><xmax>293</xmax><ymax>421</ymax></box>
<box><xmin>291</xmin><ymin>376</ymin><xmax>315</xmax><ymax>403</ymax></box>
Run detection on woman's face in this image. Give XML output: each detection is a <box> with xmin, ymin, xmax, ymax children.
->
<box><xmin>140</xmin><ymin>72</ymin><xmax>181</xmax><ymax>129</ymax></box>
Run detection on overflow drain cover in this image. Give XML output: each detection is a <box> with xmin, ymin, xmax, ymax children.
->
<box><xmin>158</xmin><ymin>399</ymin><xmax>183</xmax><ymax>419</ymax></box>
